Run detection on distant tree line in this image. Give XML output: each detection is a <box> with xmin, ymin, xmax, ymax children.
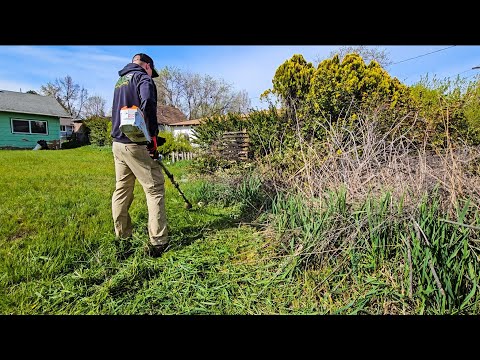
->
<box><xmin>154</xmin><ymin>66</ymin><xmax>251</xmax><ymax>120</ymax></box>
<box><xmin>32</xmin><ymin>67</ymin><xmax>251</xmax><ymax>122</ymax></box>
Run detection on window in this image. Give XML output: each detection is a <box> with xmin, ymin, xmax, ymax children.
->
<box><xmin>11</xmin><ymin>119</ymin><xmax>48</xmax><ymax>135</ymax></box>
<box><xmin>31</xmin><ymin>121</ymin><xmax>47</xmax><ymax>134</ymax></box>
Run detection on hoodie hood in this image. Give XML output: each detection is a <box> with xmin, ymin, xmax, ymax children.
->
<box><xmin>118</xmin><ymin>63</ymin><xmax>148</xmax><ymax>77</ymax></box>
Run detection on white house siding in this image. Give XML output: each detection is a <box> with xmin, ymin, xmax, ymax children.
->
<box><xmin>171</xmin><ymin>125</ymin><xmax>196</xmax><ymax>140</ymax></box>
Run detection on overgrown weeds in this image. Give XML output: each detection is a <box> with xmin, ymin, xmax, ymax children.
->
<box><xmin>197</xmin><ymin>104</ymin><xmax>480</xmax><ymax>314</ymax></box>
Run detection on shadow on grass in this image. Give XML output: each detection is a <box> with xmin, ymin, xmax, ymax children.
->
<box><xmin>168</xmin><ymin>200</ymin><xmax>271</xmax><ymax>250</ymax></box>
<box><xmin>168</xmin><ymin>211</ymin><xmax>238</xmax><ymax>249</ymax></box>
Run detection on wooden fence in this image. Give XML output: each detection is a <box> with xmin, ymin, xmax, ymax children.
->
<box><xmin>211</xmin><ymin>129</ymin><xmax>250</xmax><ymax>161</ymax></box>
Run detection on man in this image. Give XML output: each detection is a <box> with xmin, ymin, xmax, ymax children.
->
<box><xmin>110</xmin><ymin>53</ymin><xmax>168</xmax><ymax>257</ymax></box>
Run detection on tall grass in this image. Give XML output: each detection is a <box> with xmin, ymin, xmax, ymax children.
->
<box><xmin>189</xmin><ymin>167</ymin><xmax>273</xmax><ymax>222</ymax></box>
<box><xmin>267</xmin><ymin>188</ymin><xmax>480</xmax><ymax>314</ymax></box>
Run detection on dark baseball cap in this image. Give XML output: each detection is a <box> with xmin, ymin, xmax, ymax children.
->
<box><xmin>132</xmin><ymin>53</ymin><xmax>159</xmax><ymax>78</ymax></box>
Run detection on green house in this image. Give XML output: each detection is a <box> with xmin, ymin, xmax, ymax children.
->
<box><xmin>0</xmin><ymin>90</ymin><xmax>71</xmax><ymax>149</ymax></box>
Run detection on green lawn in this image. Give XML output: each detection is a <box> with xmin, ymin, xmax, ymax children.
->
<box><xmin>0</xmin><ymin>146</ymin><xmax>319</xmax><ymax>314</ymax></box>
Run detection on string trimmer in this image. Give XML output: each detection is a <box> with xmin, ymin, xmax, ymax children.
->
<box><xmin>156</xmin><ymin>157</ymin><xmax>193</xmax><ymax>210</ymax></box>
<box><xmin>149</xmin><ymin>137</ymin><xmax>192</xmax><ymax>210</ymax></box>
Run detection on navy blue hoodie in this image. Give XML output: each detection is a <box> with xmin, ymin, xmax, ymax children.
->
<box><xmin>111</xmin><ymin>63</ymin><xmax>158</xmax><ymax>144</ymax></box>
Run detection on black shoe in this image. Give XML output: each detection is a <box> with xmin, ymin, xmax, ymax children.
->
<box><xmin>145</xmin><ymin>243</ymin><xmax>169</xmax><ymax>258</ymax></box>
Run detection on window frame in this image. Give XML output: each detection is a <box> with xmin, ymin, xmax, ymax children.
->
<box><xmin>11</xmin><ymin>118</ymin><xmax>49</xmax><ymax>135</ymax></box>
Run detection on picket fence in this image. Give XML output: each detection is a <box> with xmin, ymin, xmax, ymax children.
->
<box><xmin>167</xmin><ymin>151</ymin><xmax>196</xmax><ymax>163</ymax></box>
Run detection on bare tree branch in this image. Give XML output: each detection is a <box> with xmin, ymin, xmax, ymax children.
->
<box><xmin>39</xmin><ymin>75</ymin><xmax>89</xmax><ymax>119</ymax></box>
<box><xmin>315</xmin><ymin>46</ymin><xmax>392</xmax><ymax>68</ymax></box>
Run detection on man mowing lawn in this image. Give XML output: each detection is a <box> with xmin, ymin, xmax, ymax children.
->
<box><xmin>110</xmin><ymin>53</ymin><xmax>168</xmax><ymax>258</ymax></box>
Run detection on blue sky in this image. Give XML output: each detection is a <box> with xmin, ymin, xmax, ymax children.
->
<box><xmin>0</xmin><ymin>45</ymin><xmax>479</xmax><ymax>115</ymax></box>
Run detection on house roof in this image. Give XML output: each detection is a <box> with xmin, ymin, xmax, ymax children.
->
<box><xmin>169</xmin><ymin>119</ymin><xmax>201</xmax><ymax>126</ymax></box>
<box><xmin>156</xmin><ymin>105</ymin><xmax>187</xmax><ymax>125</ymax></box>
<box><xmin>0</xmin><ymin>90</ymin><xmax>71</xmax><ymax>118</ymax></box>
<box><xmin>60</xmin><ymin>117</ymin><xmax>76</xmax><ymax>126</ymax></box>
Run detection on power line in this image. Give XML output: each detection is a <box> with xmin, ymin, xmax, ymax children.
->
<box><xmin>465</xmin><ymin>72</ymin><xmax>480</xmax><ymax>80</ymax></box>
<box><xmin>459</xmin><ymin>69</ymin><xmax>471</xmax><ymax>74</ymax></box>
<box><xmin>390</xmin><ymin>46</ymin><xmax>457</xmax><ymax>66</ymax></box>
<box><xmin>450</xmin><ymin>66</ymin><xmax>480</xmax><ymax>78</ymax></box>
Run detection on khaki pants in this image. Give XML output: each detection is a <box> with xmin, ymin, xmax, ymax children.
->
<box><xmin>112</xmin><ymin>141</ymin><xmax>168</xmax><ymax>246</ymax></box>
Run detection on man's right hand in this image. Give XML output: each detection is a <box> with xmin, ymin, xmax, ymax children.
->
<box><xmin>147</xmin><ymin>136</ymin><xmax>159</xmax><ymax>159</ymax></box>
<box><xmin>149</xmin><ymin>148</ymin><xmax>159</xmax><ymax>160</ymax></box>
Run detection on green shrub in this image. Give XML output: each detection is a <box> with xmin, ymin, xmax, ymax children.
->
<box><xmin>83</xmin><ymin>116</ymin><xmax>112</xmax><ymax>147</ymax></box>
<box><xmin>157</xmin><ymin>130</ymin><xmax>193</xmax><ymax>155</ymax></box>
<box><xmin>410</xmin><ymin>74</ymin><xmax>480</xmax><ymax>148</ymax></box>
